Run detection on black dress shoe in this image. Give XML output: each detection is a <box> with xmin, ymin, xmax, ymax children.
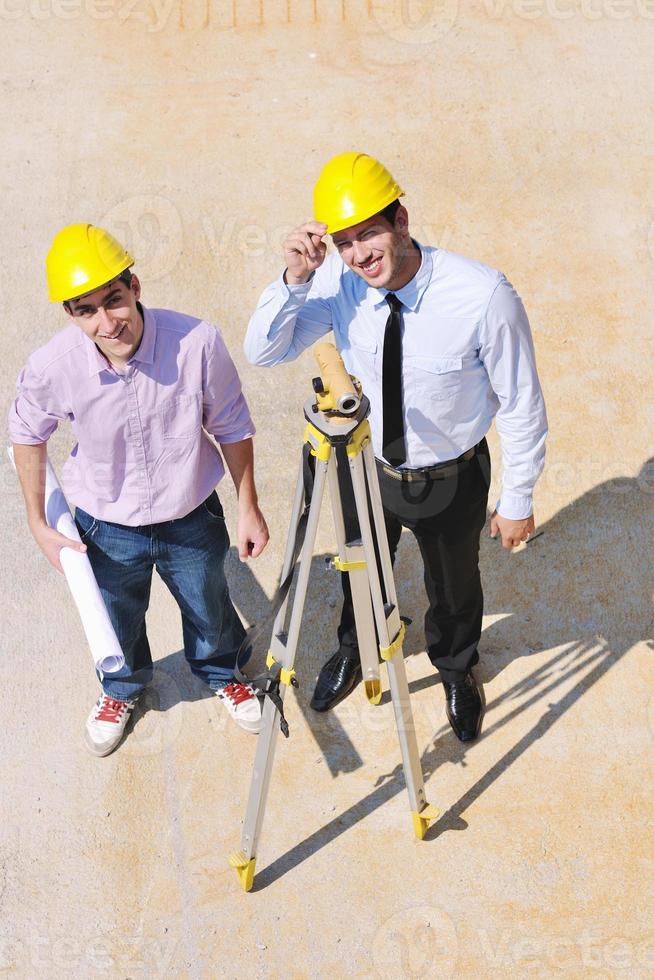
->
<box><xmin>310</xmin><ymin>649</ymin><xmax>362</xmax><ymax>712</ymax></box>
<box><xmin>442</xmin><ymin>673</ymin><xmax>484</xmax><ymax>742</ymax></box>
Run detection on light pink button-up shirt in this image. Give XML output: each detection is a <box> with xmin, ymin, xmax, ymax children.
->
<box><xmin>8</xmin><ymin>305</ymin><xmax>255</xmax><ymax>525</ymax></box>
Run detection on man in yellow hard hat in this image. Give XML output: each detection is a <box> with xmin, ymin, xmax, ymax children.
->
<box><xmin>9</xmin><ymin>223</ymin><xmax>269</xmax><ymax>755</ymax></box>
<box><xmin>244</xmin><ymin>152</ymin><xmax>547</xmax><ymax>742</ymax></box>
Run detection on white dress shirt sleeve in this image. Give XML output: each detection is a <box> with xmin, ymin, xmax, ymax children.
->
<box><xmin>244</xmin><ymin>267</ymin><xmax>335</xmax><ymax>366</ymax></box>
<box><xmin>479</xmin><ymin>278</ymin><xmax>548</xmax><ymax>520</ymax></box>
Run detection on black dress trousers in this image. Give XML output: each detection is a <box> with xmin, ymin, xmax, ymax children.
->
<box><xmin>334</xmin><ymin>440</ymin><xmax>491</xmax><ymax>683</ymax></box>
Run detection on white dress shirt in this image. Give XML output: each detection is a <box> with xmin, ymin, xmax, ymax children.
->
<box><xmin>244</xmin><ymin>243</ymin><xmax>547</xmax><ymax>520</ymax></box>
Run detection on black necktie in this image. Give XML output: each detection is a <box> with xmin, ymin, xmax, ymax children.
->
<box><xmin>382</xmin><ymin>293</ymin><xmax>406</xmax><ymax>467</ymax></box>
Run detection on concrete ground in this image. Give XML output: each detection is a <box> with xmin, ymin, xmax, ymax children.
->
<box><xmin>2</xmin><ymin>2</ymin><xmax>653</xmax><ymax>978</ymax></box>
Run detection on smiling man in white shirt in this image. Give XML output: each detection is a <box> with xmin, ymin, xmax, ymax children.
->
<box><xmin>244</xmin><ymin>151</ymin><xmax>547</xmax><ymax>741</ymax></box>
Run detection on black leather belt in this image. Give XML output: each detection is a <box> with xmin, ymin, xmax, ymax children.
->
<box><xmin>377</xmin><ymin>445</ymin><xmax>478</xmax><ymax>482</ymax></box>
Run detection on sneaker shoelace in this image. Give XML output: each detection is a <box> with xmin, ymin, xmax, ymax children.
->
<box><xmin>95</xmin><ymin>696</ymin><xmax>130</xmax><ymax>723</ymax></box>
<box><xmin>220</xmin><ymin>682</ymin><xmax>255</xmax><ymax>706</ymax></box>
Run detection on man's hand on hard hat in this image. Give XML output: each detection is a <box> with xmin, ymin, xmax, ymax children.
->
<box><xmin>237</xmin><ymin>503</ymin><xmax>269</xmax><ymax>561</ymax></box>
<box><xmin>490</xmin><ymin>511</ymin><xmax>535</xmax><ymax>550</ymax></box>
<box><xmin>283</xmin><ymin>221</ymin><xmax>328</xmax><ymax>285</ymax></box>
<box><xmin>29</xmin><ymin>518</ymin><xmax>87</xmax><ymax>573</ymax></box>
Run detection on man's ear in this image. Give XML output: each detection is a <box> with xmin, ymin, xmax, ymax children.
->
<box><xmin>130</xmin><ymin>274</ymin><xmax>142</xmax><ymax>301</ymax></box>
<box><xmin>394</xmin><ymin>205</ymin><xmax>410</xmax><ymax>234</ymax></box>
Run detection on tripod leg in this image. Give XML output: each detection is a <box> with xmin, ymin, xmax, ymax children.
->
<box><xmin>229</xmin><ymin>692</ymin><xmax>283</xmax><ymax>891</ymax></box>
<box><xmin>270</xmin><ymin>454</ymin><xmax>310</xmax><ymax>637</ymax></box>
<box><xmin>348</xmin><ymin>439</ymin><xmax>440</xmax><ymax>839</ymax></box>
<box><xmin>230</xmin><ymin>449</ymin><xmax>331</xmax><ymax>890</ymax></box>
<box><xmin>326</xmin><ymin>453</ymin><xmax>381</xmax><ymax>704</ymax></box>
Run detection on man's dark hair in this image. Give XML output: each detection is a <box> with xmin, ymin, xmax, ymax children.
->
<box><xmin>378</xmin><ymin>199</ymin><xmax>401</xmax><ymax>226</ymax></box>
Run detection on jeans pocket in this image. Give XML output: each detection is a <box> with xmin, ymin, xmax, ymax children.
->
<box><xmin>201</xmin><ymin>492</ymin><xmax>225</xmax><ymax>522</ymax></box>
<box><xmin>74</xmin><ymin>507</ymin><xmax>98</xmax><ymax>541</ymax></box>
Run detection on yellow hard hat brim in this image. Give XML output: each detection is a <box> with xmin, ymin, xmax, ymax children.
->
<box><xmin>320</xmin><ymin>188</ymin><xmax>405</xmax><ymax>235</ymax></box>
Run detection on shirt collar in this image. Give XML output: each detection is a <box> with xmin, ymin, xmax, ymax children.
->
<box><xmin>84</xmin><ymin>303</ymin><xmax>156</xmax><ymax>376</ymax></box>
<box><xmin>131</xmin><ymin>304</ymin><xmax>156</xmax><ymax>365</ymax></box>
<box><xmin>367</xmin><ymin>240</ymin><xmax>433</xmax><ymax>312</ymax></box>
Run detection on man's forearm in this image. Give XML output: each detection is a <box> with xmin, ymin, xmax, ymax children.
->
<box><xmin>243</xmin><ymin>274</ymin><xmax>333</xmax><ymax>367</ymax></box>
<box><xmin>220</xmin><ymin>438</ymin><xmax>259</xmax><ymax>509</ymax></box>
<box><xmin>12</xmin><ymin>442</ymin><xmax>48</xmax><ymax>527</ymax></box>
<box><xmin>219</xmin><ymin>437</ymin><xmax>269</xmax><ymax>560</ymax></box>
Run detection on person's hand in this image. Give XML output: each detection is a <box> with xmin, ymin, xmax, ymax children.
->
<box><xmin>236</xmin><ymin>505</ymin><xmax>269</xmax><ymax>560</ymax></box>
<box><xmin>29</xmin><ymin>519</ymin><xmax>87</xmax><ymax>573</ymax></box>
<box><xmin>490</xmin><ymin>511</ymin><xmax>535</xmax><ymax>550</ymax></box>
<box><xmin>283</xmin><ymin>221</ymin><xmax>328</xmax><ymax>284</ymax></box>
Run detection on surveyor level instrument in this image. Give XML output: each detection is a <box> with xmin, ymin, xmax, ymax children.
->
<box><xmin>229</xmin><ymin>343</ymin><xmax>439</xmax><ymax>892</ymax></box>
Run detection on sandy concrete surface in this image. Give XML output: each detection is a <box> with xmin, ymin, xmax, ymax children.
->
<box><xmin>2</xmin><ymin>2</ymin><xmax>653</xmax><ymax>978</ymax></box>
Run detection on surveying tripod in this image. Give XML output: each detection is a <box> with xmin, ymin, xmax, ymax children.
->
<box><xmin>230</xmin><ymin>344</ymin><xmax>439</xmax><ymax>891</ymax></box>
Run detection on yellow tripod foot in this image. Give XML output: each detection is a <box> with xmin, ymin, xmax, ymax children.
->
<box><xmin>229</xmin><ymin>851</ymin><xmax>256</xmax><ymax>891</ymax></box>
<box><xmin>364</xmin><ymin>678</ymin><xmax>382</xmax><ymax>705</ymax></box>
<box><xmin>412</xmin><ymin>804</ymin><xmax>440</xmax><ymax>840</ymax></box>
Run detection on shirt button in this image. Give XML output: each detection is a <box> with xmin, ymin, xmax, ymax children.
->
<box><xmin>135</xmin><ymin>441</ymin><xmax>142</xmax><ymax>447</ymax></box>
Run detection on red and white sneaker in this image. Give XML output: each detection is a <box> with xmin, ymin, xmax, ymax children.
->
<box><xmin>215</xmin><ymin>681</ymin><xmax>262</xmax><ymax>734</ymax></box>
<box><xmin>85</xmin><ymin>693</ymin><xmax>138</xmax><ymax>757</ymax></box>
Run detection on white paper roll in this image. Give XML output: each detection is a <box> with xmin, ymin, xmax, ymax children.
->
<box><xmin>8</xmin><ymin>447</ymin><xmax>125</xmax><ymax>677</ymax></box>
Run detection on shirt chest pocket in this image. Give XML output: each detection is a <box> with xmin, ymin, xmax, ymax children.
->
<box><xmin>160</xmin><ymin>392</ymin><xmax>202</xmax><ymax>440</ymax></box>
<box><xmin>405</xmin><ymin>355</ymin><xmax>463</xmax><ymax>401</ymax></box>
<box><xmin>347</xmin><ymin>336</ymin><xmax>378</xmax><ymax>376</ymax></box>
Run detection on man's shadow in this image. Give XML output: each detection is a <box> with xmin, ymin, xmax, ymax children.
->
<box><xmin>133</xmin><ymin>459</ymin><xmax>653</xmax><ymax>882</ymax></box>
<box><xmin>248</xmin><ymin>459</ymin><xmax>654</xmax><ymax>886</ymax></box>
<box><xmin>136</xmin><ymin>545</ymin><xmax>367</xmax><ymax>777</ymax></box>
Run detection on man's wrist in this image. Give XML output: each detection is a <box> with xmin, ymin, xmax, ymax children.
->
<box><xmin>28</xmin><ymin>515</ymin><xmax>48</xmax><ymax>534</ymax></box>
<box><xmin>283</xmin><ymin>269</ymin><xmax>313</xmax><ymax>286</ymax></box>
<box><xmin>237</xmin><ymin>493</ymin><xmax>259</xmax><ymax>512</ymax></box>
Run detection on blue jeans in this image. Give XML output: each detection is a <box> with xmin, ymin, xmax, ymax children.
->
<box><xmin>74</xmin><ymin>492</ymin><xmax>245</xmax><ymax>701</ymax></box>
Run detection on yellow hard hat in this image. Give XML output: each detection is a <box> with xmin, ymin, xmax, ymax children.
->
<box><xmin>46</xmin><ymin>223</ymin><xmax>134</xmax><ymax>302</ymax></box>
<box><xmin>313</xmin><ymin>152</ymin><xmax>405</xmax><ymax>235</ymax></box>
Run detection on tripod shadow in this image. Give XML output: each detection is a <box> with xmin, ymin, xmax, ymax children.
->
<box><xmin>118</xmin><ymin>543</ymin><xmax>367</xmax><ymax>775</ymax></box>
<box><xmin>250</xmin><ymin>461</ymin><xmax>654</xmax><ymax>888</ymax></box>
<box><xmin>224</xmin><ymin>547</ymin><xmax>366</xmax><ymax>776</ymax></box>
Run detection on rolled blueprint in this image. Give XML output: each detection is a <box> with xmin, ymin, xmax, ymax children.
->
<box><xmin>8</xmin><ymin>447</ymin><xmax>125</xmax><ymax>677</ymax></box>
